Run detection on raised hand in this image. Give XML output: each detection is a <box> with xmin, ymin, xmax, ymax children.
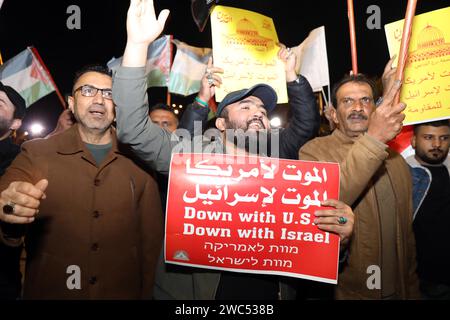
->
<box><xmin>367</xmin><ymin>80</ymin><xmax>406</xmax><ymax>143</ymax></box>
<box><xmin>197</xmin><ymin>57</ymin><xmax>224</xmax><ymax>104</ymax></box>
<box><xmin>126</xmin><ymin>0</ymin><xmax>170</xmax><ymax>46</ymax></box>
<box><xmin>277</xmin><ymin>43</ymin><xmax>297</xmax><ymax>82</ymax></box>
<box><xmin>123</xmin><ymin>0</ymin><xmax>170</xmax><ymax>67</ymax></box>
<box><xmin>381</xmin><ymin>55</ymin><xmax>397</xmax><ymax>97</ymax></box>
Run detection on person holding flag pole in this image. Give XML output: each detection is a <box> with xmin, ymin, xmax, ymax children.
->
<box><xmin>298</xmin><ymin>0</ymin><xmax>420</xmax><ymax>300</ymax></box>
<box><xmin>113</xmin><ymin>0</ymin><xmax>356</xmax><ymax>300</ymax></box>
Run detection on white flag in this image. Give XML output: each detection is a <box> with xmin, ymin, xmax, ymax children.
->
<box><xmin>293</xmin><ymin>26</ymin><xmax>330</xmax><ymax>92</ymax></box>
<box><xmin>168</xmin><ymin>40</ymin><xmax>212</xmax><ymax>96</ymax></box>
<box><xmin>108</xmin><ymin>35</ymin><xmax>171</xmax><ymax>88</ymax></box>
<box><xmin>0</xmin><ymin>47</ymin><xmax>56</xmax><ymax>107</ymax></box>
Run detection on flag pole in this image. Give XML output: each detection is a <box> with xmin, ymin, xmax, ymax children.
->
<box><xmin>166</xmin><ymin>35</ymin><xmax>173</xmax><ymax>107</ymax></box>
<box><xmin>347</xmin><ymin>0</ymin><xmax>358</xmax><ymax>75</ymax></box>
<box><xmin>394</xmin><ymin>0</ymin><xmax>418</xmax><ymax>104</ymax></box>
<box><xmin>29</xmin><ymin>47</ymin><xmax>66</xmax><ymax>109</ymax></box>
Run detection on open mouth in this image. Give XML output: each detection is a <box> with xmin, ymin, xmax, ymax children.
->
<box><xmin>247</xmin><ymin>120</ymin><xmax>265</xmax><ymax>130</ymax></box>
<box><xmin>88</xmin><ymin>107</ymin><xmax>106</xmax><ymax>116</ymax></box>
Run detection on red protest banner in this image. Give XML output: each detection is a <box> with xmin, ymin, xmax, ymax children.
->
<box><xmin>165</xmin><ymin>153</ymin><xmax>341</xmax><ymax>284</ymax></box>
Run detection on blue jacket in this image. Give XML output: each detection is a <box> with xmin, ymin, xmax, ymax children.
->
<box><xmin>406</xmin><ymin>155</ymin><xmax>450</xmax><ymax>219</ymax></box>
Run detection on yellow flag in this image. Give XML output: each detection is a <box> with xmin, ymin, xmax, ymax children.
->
<box><xmin>385</xmin><ymin>6</ymin><xmax>450</xmax><ymax>125</ymax></box>
<box><xmin>211</xmin><ymin>6</ymin><xmax>287</xmax><ymax>103</ymax></box>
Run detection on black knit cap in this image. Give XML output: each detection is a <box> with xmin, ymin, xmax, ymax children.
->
<box><xmin>0</xmin><ymin>81</ymin><xmax>26</xmax><ymax>119</ymax></box>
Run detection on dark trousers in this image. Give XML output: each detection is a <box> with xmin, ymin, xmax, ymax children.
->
<box><xmin>420</xmin><ymin>280</ymin><xmax>450</xmax><ymax>300</ymax></box>
<box><xmin>0</xmin><ymin>243</ymin><xmax>22</xmax><ymax>300</ymax></box>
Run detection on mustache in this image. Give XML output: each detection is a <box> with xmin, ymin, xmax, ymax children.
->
<box><xmin>347</xmin><ymin>112</ymin><xmax>368</xmax><ymax>120</ymax></box>
<box><xmin>429</xmin><ymin>148</ymin><xmax>443</xmax><ymax>153</ymax></box>
<box><xmin>246</xmin><ymin>118</ymin><xmax>266</xmax><ymax>129</ymax></box>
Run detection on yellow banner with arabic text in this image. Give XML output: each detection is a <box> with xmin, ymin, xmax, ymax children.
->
<box><xmin>211</xmin><ymin>6</ymin><xmax>287</xmax><ymax>103</ymax></box>
<box><xmin>385</xmin><ymin>6</ymin><xmax>450</xmax><ymax>125</ymax></box>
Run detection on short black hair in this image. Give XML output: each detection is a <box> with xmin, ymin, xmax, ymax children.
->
<box><xmin>149</xmin><ymin>103</ymin><xmax>176</xmax><ymax>115</ymax></box>
<box><xmin>73</xmin><ymin>64</ymin><xmax>112</xmax><ymax>91</ymax></box>
<box><xmin>331</xmin><ymin>74</ymin><xmax>379</xmax><ymax>108</ymax></box>
<box><xmin>413</xmin><ymin>119</ymin><xmax>450</xmax><ymax>135</ymax></box>
<box><xmin>220</xmin><ymin>106</ymin><xmax>229</xmax><ymax>119</ymax></box>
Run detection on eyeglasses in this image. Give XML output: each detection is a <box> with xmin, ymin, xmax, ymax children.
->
<box><xmin>340</xmin><ymin>97</ymin><xmax>374</xmax><ymax>108</ymax></box>
<box><xmin>73</xmin><ymin>85</ymin><xmax>113</xmax><ymax>100</ymax></box>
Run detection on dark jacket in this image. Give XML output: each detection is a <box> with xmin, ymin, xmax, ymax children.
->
<box><xmin>0</xmin><ymin>125</ymin><xmax>163</xmax><ymax>299</ymax></box>
<box><xmin>179</xmin><ymin>75</ymin><xmax>320</xmax><ymax>160</ymax></box>
<box><xmin>113</xmin><ymin>67</ymin><xmax>321</xmax><ymax>300</ymax></box>
<box><xmin>0</xmin><ymin>137</ymin><xmax>22</xmax><ymax>299</ymax></box>
<box><xmin>405</xmin><ymin>155</ymin><xmax>450</xmax><ymax>218</ymax></box>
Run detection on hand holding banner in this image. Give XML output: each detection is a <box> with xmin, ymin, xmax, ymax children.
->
<box><xmin>210</xmin><ymin>6</ymin><xmax>288</xmax><ymax>103</ymax></box>
<box><xmin>385</xmin><ymin>6</ymin><xmax>450</xmax><ymax>125</ymax></box>
<box><xmin>165</xmin><ymin>153</ymin><xmax>341</xmax><ymax>284</ymax></box>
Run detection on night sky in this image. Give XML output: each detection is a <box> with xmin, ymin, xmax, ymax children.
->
<box><xmin>0</xmin><ymin>0</ymin><xmax>447</xmax><ymax>136</ymax></box>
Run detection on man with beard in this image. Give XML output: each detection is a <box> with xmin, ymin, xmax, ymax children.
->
<box><xmin>406</xmin><ymin>120</ymin><xmax>450</xmax><ymax>299</ymax></box>
<box><xmin>178</xmin><ymin>46</ymin><xmax>319</xmax><ymax>160</ymax></box>
<box><xmin>299</xmin><ymin>74</ymin><xmax>420</xmax><ymax>299</ymax></box>
<box><xmin>0</xmin><ymin>65</ymin><xmax>163</xmax><ymax>299</ymax></box>
<box><xmin>0</xmin><ymin>82</ymin><xmax>26</xmax><ymax>299</ymax></box>
<box><xmin>113</xmin><ymin>0</ymin><xmax>355</xmax><ymax>300</ymax></box>
<box><xmin>0</xmin><ymin>82</ymin><xmax>25</xmax><ymax>176</ymax></box>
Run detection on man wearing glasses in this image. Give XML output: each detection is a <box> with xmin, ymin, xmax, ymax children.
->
<box><xmin>0</xmin><ymin>65</ymin><xmax>164</xmax><ymax>299</ymax></box>
<box><xmin>299</xmin><ymin>74</ymin><xmax>420</xmax><ymax>299</ymax></box>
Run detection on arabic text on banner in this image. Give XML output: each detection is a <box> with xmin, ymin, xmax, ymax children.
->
<box><xmin>385</xmin><ymin>7</ymin><xmax>450</xmax><ymax>125</ymax></box>
<box><xmin>210</xmin><ymin>6</ymin><xmax>288</xmax><ymax>103</ymax></box>
<box><xmin>165</xmin><ymin>153</ymin><xmax>340</xmax><ymax>284</ymax></box>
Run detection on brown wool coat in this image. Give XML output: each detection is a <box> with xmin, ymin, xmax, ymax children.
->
<box><xmin>0</xmin><ymin>124</ymin><xmax>163</xmax><ymax>299</ymax></box>
<box><xmin>299</xmin><ymin>129</ymin><xmax>420</xmax><ymax>299</ymax></box>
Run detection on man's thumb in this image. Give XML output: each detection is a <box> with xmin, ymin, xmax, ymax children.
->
<box><xmin>35</xmin><ymin>179</ymin><xmax>49</xmax><ymax>198</ymax></box>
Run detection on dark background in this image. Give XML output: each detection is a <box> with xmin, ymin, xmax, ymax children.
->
<box><xmin>0</xmin><ymin>0</ymin><xmax>447</xmax><ymax>136</ymax></box>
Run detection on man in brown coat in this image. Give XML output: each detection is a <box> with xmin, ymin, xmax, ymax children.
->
<box><xmin>299</xmin><ymin>74</ymin><xmax>420</xmax><ymax>299</ymax></box>
<box><xmin>0</xmin><ymin>65</ymin><xmax>163</xmax><ymax>299</ymax></box>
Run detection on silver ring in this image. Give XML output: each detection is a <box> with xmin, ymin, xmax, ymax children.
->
<box><xmin>286</xmin><ymin>47</ymin><xmax>293</xmax><ymax>58</ymax></box>
<box><xmin>338</xmin><ymin>216</ymin><xmax>348</xmax><ymax>225</ymax></box>
<box><xmin>2</xmin><ymin>201</ymin><xmax>16</xmax><ymax>215</ymax></box>
<box><xmin>206</xmin><ymin>72</ymin><xmax>214</xmax><ymax>86</ymax></box>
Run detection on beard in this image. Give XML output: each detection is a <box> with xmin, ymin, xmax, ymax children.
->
<box><xmin>416</xmin><ymin>147</ymin><xmax>448</xmax><ymax>165</ymax></box>
<box><xmin>225</xmin><ymin>129</ymin><xmax>273</xmax><ymax>156</ymax></box>
<box><xmin>74</xmin><ymin>104</ymin><xmax>112</xmax><ymax>133</ymax></box>
<box><xmin>225</xmin><ymin>117</ymin><xmax>267</xmax><ymax>132</ymax></box>
<box><xmin>223</xmin><ymin>116</ymin><xmax>272</xmax><ymax>156</ymax></box>
<box><xmin>0</xmin><ymin>117</ymin><xmax>13</xmax><ymax>137</ymax></box>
